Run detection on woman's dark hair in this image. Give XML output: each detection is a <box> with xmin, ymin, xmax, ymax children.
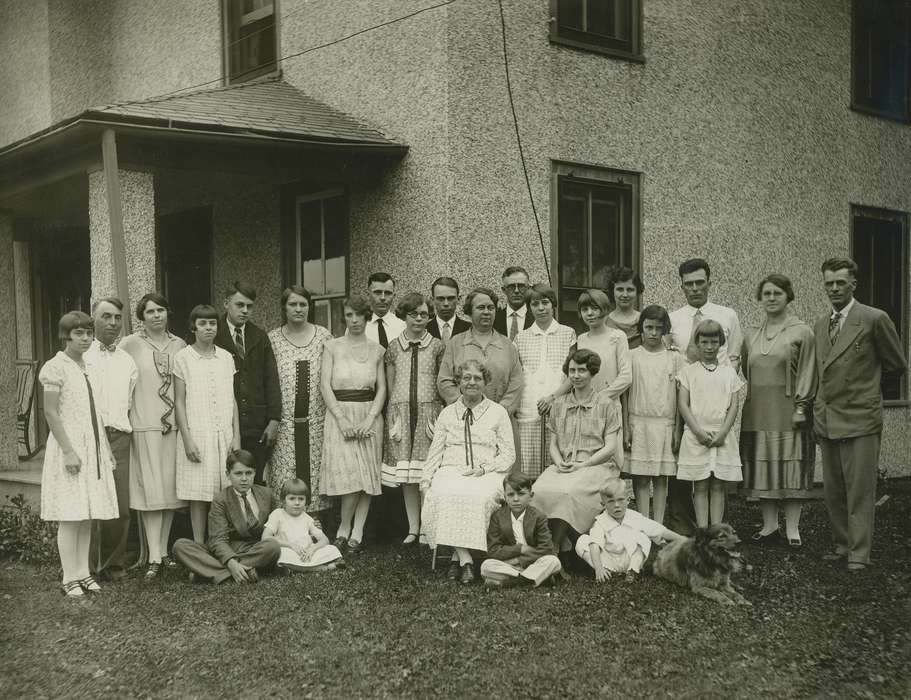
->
<box><xmin>525</xmin><ymin>283</ymin><xmax>557</xmax><ymax>314</ymax></box>
<box><xmin>463</xmin><ymin>287</ymin><xmax>499</xmax><ymax>316</ymax></box>
<box><xmin>607</xmin><ymin>267</ymin><xmax>645</xmax><ymax>304</ymax></box>
<box><xmin>188</xmin><ymin>304</ymin><xmax>219</xmax><ymax>332</ymax></box>
<box><xmin>755</xmin><ymin>274</ymin><xmax>795</xmax><ymax>303</ymax></box>
<box><xmin>456</xmin><ymin>358</ymin><xmax>492</xmax><ymax>385</ymax></box>
<box><xmin>396</xmin><ymin>292</ymin><xmax>431</xmax><ymax>319</ymax></box>
<box><xmin>637</xmin><ymin>305</ymin><xmax>671</xmax><ymax>335</ymax></box>
<box><xmin>135</xmin><ymin>292</ymin><xmax>171</xmax><ymax>324</ymax></box>
<box><xmin>343</xmin><ymin>292</ymin><xmax>372</xmax><ymax>320</ymax></box>
<box><xmin>226</xmin><ymin>449</ymin><xmax>256</xmax><ymax>472</ymax></box>
<box><xmin>693</xmin><ymin>318</ymin><xmax>726</xmax><ymax>345</ymax></box>
<box><xmin>280</xmin><ymin>478</ymin><xmax>311</xmax><ymax>504</ymax></box>
<box><xmin>58</xmin><ymin>311</ymin><xmax>93</xmax><ymax>341</ymax></box>
<box><xmin>562</xmin><ymin>348</ymin><xmax>601</xmax><ymax>376</ymax></box>
<box><xmin>280</xmin><ymin>285</ymin><xmax>313</xmax><ymax>323</ymax></box>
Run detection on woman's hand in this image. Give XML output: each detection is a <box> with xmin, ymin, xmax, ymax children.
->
<box><xmin>355</xmin><ymin>417</ymin><xmax>376</xmax><ymax>439</ymax></box>
<box><xmin>536</xmin><ymin>394</ymin><xmax>555</xmax><ymax>415</ymax></box>
<box><xmin>556</xmin><ymin>460</ymin><xmax>575</xmax><ymax>474</ymax></box>
<box><xmin>336</xmin><ymin>416</ymin><xmax>357</xmax><ymax>440</ymax></box>
<box><xmin>461</xmin><ymin>466</ymin><xmax>484</xmax><ymax>477</ymax></box>
<box><xmin>691</xmin><ymin>428</ymin><xmax>712</xmax><ymax>447</ymax></box>
<box><xmin>183</xmin><ymin>439</ymin><xmax>202</xmax><ymax>463</ymax></box>
<box><xmin>708</xmin><ymin>431</ymin><xmax>727</xmax><ymax>448</ymax></box>
<box><xmin>623</xmin><ymin>425</ymin><xmax>632</xmax><ymax>451</ymax></box>
<box><xmin>419</xmin><ymin>479</ymin><xmax>432</xmax><ymax>492</ymax></box>
<box><xmin>792</xmin><ymin>408</ymin><xmax>807</xmax><ymax>429</ymax></box>
<box><xmin>63</xmin><ymin>450</ymin><xmax>82</xmax><ymax>475</ymax></box>
<box><xmin>388</xmin><ymin>417</ymin><xmax>401</xmax><ymax>442</ymax></box>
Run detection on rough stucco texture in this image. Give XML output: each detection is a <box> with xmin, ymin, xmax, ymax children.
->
<box><xmin>0</xmin><ymin>216</ymin><xmax>20</xmax><ymax>467</ymax></box>
<box><xmin>0</xmin><ymin>0</ymin><xmax>51</xmax><ymax>147</ymax></box>
<box><xmin>88</xmin><ymin>169</ymin><xmax>157</xmax><ymax>313</ymax></box>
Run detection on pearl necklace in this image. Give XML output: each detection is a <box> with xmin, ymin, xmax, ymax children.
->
<box><xmin>758</xmin><ymin>320</ymin><xmax>786</xmax><ymax>356</ymax></box>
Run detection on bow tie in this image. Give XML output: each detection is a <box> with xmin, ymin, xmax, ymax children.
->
<box><xmin>100</xmin><ymin>343</ymin><xmax>118</xmax><ymax>353</ymax></box>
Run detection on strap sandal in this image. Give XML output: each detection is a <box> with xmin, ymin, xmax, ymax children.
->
<box><xmin>402</xmin><ymin>533</ymin><xmax>419</xmax><ymax>545</ymax></box>
<box><xmin>145</xmin><ymin>562</ymin><xmax>161</xmax><ymax>579</ymax></box>
<box><xmin>333</xmin><ymin>536</ymin><xmax>349</xmax><ymax>551</ymax></box>
<box><xmin>80</xmin><ymin>575</ymin><xmax>102</xmax><ymax>593</ymax></box>
<box><xmin>347</xmin><ymin>539</ymin><xmax>362</xmax><ymax>554</ymax></box>
<box><xmin>62</xmin><ymin>580</ymin><xmax>85</xmax><ymax>598</ymax></box>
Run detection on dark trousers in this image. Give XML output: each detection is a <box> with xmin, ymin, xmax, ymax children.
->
<box><xmin>93</xmin><ymin>429</ymin><xmax>131</xmax><ymax>572</ymax></box>
<box><xmin>819</xmin><ymin>433</ymin><xmax>881</xmax><ymax>565</ymax></box>
<box><xmin>365</xmin><ymin>486</ymin><xmax>408</xmax><ymax>544</ymax></box>
<box><xmin>241</xmin><ymin>434</ymin><xmax>269</xmax><ymax>486</ymax></box>
<box><xmin>665</xmin><ymin>476</ymin><xmax>697</xmax><ymax>536</ymax></box>
<box><xmin>171</xmin><ymin>538</ymin><xmax>281</xmax><ymax>583</ymax></box>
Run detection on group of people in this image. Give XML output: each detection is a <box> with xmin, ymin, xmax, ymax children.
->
<box><xmin>38</xmin><ymin>255</ymin><xmax>906</xmax><ymax>596</ymax></box>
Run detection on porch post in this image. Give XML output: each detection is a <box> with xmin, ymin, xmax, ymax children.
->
<box><xmin>0</xmin><ymin>212</ymin><xmax>19</xmax><ymax>468</ymax></box>
<box><xmin>88</xmin><ymin>132</ymin><xmax>156</xmax><ymax>326</ymax></box>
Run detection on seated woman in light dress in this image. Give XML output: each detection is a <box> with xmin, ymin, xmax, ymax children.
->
<box><xmin>421</xmin><ymin>359</ymin><xmax>516</xmax><ymax>584</ymax></box>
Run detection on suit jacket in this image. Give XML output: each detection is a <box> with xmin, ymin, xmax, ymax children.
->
<box><xmin>206</xmin><ymin>484</ymin><xmax>273</xmax><ymax>564</ymax></box>
<box><xmin>486</xmin><ymin>504</ymin><xmax>555</xmax><ymax>567</ymax></box>
<box><xmin>215</xmin><ymin>317</ymin><xmax>281</xmax><ymax>438</ymax></box>
<box><xmin>813</xmin><ymin>301</ymin><xmax>907</xmax><ymax>440</ymax></box>
<box><xmin>494</xmin><ymin>306</ymin><xmax>534</xmax><ymax>337</ymax></box>
<box><xmin>427</xmin><ymin>315</ymin><xmax>471</xmax><ymax>340</ymax></box>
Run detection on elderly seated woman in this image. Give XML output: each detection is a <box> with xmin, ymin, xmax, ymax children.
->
<box><xmin>421</xmin><ymin>359</ymin><xmax>516</xmax><ymax>584</ymax></box>
<box><xmin>532</xmin><ymin>349</ymin><xmax>621</xmax><ymax>570</ymax></box>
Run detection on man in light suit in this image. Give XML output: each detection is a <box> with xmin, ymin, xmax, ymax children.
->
<box><xmin>172</xmin><ymin>452</ymin><xmax>280</xmax><ymax>583</ymax></box>
<box><xmin>814</xmin><ymin>257</ymin><xmax>907</xmax><ymax>572</ymax></box>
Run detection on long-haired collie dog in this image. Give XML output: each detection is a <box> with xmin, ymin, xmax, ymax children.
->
<box><xmin>654</xmin><ymin>523</ymin><xmax>751</xmax><ymax>606</ymax></box>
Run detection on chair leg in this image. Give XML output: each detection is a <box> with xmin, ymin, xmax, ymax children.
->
<box><xmin>431</xmin><ymin>545</ymin><xmax>437</xmax><ymax>571</ymax></box>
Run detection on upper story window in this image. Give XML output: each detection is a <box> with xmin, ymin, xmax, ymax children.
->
<box><xmin>549</xmin><ymin>0</ymin><xmax>643</xmax><ymax>62</ymax></box>
<box><xmin>852</xmin><ymin>0</ymin><xmax>910</xmax><ymax>122</ymax></box>
<box><xmin>224</xmin><ymin>0</ymin><xmax>279</xmax><ymax>84</ymax></box>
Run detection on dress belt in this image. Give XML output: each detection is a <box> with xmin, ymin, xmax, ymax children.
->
<box><xmin>333</xmin><ymin>389</ymin><xmax>375</xmax><ymax>402</ymax></box>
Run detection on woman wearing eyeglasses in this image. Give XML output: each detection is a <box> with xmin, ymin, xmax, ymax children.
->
<box><xmin>383</xmin><ymin>292</ymin><xmax>444</xmax><ymax>544</ymax></box>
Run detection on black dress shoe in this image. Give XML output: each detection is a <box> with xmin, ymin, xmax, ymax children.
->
<box><xmin>460</xmin><ymin>563</ymin><xmax>475</xmax><ymax>584</ymax></box>
<box><xmin>447</xmin><ymin>561</ymin><xmax>460</xmax><ymax>580</ymax></box>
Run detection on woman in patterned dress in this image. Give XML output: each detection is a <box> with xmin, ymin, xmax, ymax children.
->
<box><xmin>605</xmin><ymin>267</ymin><xmax>645</xmax><ymax>350</ymax></box>
<box><xmin>320</xmin><ymin>293</ymin><xmax>387</xmax><ymax>552</ymax></box>
<box><xmin>40</xmin><ymin>311</ymin><xmax>119</xmax><ymax>597</ymax></box>
<box><xmin>514</xmin><ymin>284</ymin><xmax>576</xmax><ymax>479</ymax></box>
<box><xmin>268</xmin><ymin>286</ymin><xmax>334</xmax><ymax>520</ymax></box>
<box><xmin>384</xmin><ymin>292</ymin><xmax>444</xmax><ymax>544</ymax></box>
<box><xmin>120</xmin><ymin>292</ymin><xmax>186</xmax><ymax>577</ymax></box>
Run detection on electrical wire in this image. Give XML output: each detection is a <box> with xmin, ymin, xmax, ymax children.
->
<box><xmin>495</xmin><ymin>0</ymin><xmax>551</xmax><ymax>287</ymax></box>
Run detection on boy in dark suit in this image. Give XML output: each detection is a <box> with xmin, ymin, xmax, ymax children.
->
<box><xmin>172</xmin><ymin>450</ymin><xmax>281</xmax><ymax>583</ymax></box>
<box><xmin>427</xmin><ymin>276</ymin><xmax>471</xmax><ymax>342</ymax></box>
<box><xmin>481</xmin><ymin>472</ymin><xmax>562</xmax><ymax>587</ymax></box>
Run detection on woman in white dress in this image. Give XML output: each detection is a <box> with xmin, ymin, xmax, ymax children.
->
<box><xmin>421</xmin><ymin>359</ymin><xmax>516</xmax><ymax>584</ymax></box>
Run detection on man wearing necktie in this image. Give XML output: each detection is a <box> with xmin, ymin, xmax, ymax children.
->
<box><xmin>85</xmin><ymin>297</ymin><xmax>138</xmax><ymax>580</ymax></box>
<box><xmin>427</xmin><ymin>276</ymin><xmax>470</xmax><ymax>342</ymax></box>
<box><xmin>494</xmin><ymin>266</ymin><xmax>534</xmax><ymax>339</ymax></box>
<box><xmin>215</xmin><ymin>282</ymin><xmax>281</xmax><ymax>486</ymax></box>
<box><xmin>814</xmin><ymin>257</ymin><xmax>906</xmax><ymax>573</ymax></box>
<box><xmin>172</xmin><ymin>451</ymin><xmax>280</xmax><ymax>583</ymax></box>
<box><xmin>364</xmin><ymin>272</ymin><xmax>406</xmax><ymax>347</ymax></box>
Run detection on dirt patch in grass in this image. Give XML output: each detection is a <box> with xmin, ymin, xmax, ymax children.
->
<box><xmin>3</xmin><ymin>480</ymin><xmax>910</xmax><ymax>698</ymax></box>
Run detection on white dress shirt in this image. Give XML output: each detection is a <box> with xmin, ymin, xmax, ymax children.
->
<box><xmin>511</xmin><ymin>510</ymin><xmax>527</xmax><ymax>546</ymax></box>
<box><xmin>226</xmin><ymin>319</ymin><xmax>245</xmax><ymax>350</ymax></box>
<box><xmin>506</xmin><ymin>306</ymin><xmax>528</xmax><ymax>328</ymax></box>
<box><xmin>668</xmin><ymin>301</ymin><xmax>743</xmax><ymax>367</ymax></box>
<box><xmin>365</xmin><ymin>311</ymin><xmax>406</xmax><ymax>344</ymax></box>
<box><xmin>84</xmin><ymin>339</ymin><xmax>138</xmax><ymax>432</ymax></box>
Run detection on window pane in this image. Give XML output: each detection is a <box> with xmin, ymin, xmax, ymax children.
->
<box><xmin>559</xmin><ymin>182</ymin><xmax>589</xmax><ymax>288</ymax></box>
<box><xmin>298</xmin><ymin>201</ymin><xmax>324</xmax><ymax>294</ymax></box>
<box><xmin>588</xmin><ymin>0</ymin><xmax>628</xmax><ymax>40</ymax></box>
<box><xmin>226</xmin><ymin>0</ymin><xmax>276</xmax><ymax>82</ymax></box>
<box><xmin>323</xmin><ymin>196</ymin><xmax>347</xmax><ymax>295</ymax></box>
<box><xmin>853</xmin><ymin>1</ymin><xmax>909</xmax><ymax>119</ymax></box>
<box><xmin>558</xmin><ymin>0</ymin><xmax>585</xmax><ymax>31</ymax></box>
<box><xmin>590</xmin><ymin>187</ymin><xmax>623</xmax><ymax>289</ymax></box>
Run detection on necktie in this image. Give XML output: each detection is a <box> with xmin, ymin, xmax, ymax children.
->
<box><xmin>510</xmin><ymin>312</ymin><xmax>519</xmax><ymax>341</ymax></box>
<box><xmin>686</xmin><ymin>309</ymin><xmax>704</xmax><ymax>362</ymax></box>
<box><xmin>234</xmin><ymin>326</ymin><xmax>245</xmax><ymax>359</ymax></box>
<box><xmin>101</xmin><ymin>343</ymin><xmax>117</xmax><ymax>353</ymax></box>
<box><xmin>240</xmin><ymin>492</ymin><xmax>259</xmax><ymax>530</ymax></box>
<box><xmin>441</xmin><ymin>322</ymin><xmax>451</xmax><ymax>344</ymax></box>
<box><xmin>376</xmin><ymin>318</ymin><xmax>388</xmax><ymax>348</ymax></box>
<box><xmin>828</xmin><ymin>312</ymin><xmax>841</xmax><ymax>346</ymax></box>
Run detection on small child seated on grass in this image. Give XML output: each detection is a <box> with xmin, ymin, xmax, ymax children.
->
<box><xmin>575</xmin><ymin>477</ymin><xmax>684</xmax><ymax>582</ymax></box>
<box><xmin>480</xmin><ymin>472</ymin><xmax>562</xmax><ymax>588</ymax></box>
<box><xmin>262</xmin><ymin>479</ymin><xmax>344</xmax><ymax>572</ymax></box>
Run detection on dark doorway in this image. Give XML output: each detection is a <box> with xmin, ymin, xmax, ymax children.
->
<box><xmin>158</xmin><ymin>207</ymin><xmax>213</xmax><ymax>339</ymax></box>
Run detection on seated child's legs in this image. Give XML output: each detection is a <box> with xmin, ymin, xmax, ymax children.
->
<box><xmin>480</xmin><ymin>558</ymin><xmax>521</xmax><ymax>584</ymax></box>
<box><xmin>575</xmin><ymin>535</ymin><xmax>631</xmax><ymax>574</ymax></box>
<box><xmin>692</xmin><ymin>479</ymin><xmax>710</xmax><ymax>528</ymax></box>
<box><xmin>520</xmin><ymin>555</ymin><xmax>562</xmax><ymax>586</ymax></box>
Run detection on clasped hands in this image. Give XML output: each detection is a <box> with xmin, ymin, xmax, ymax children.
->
<box><xmin>691</xmin><ymin>428</ymin><xmax>727</xmax><ymax>448</ymax></box>
<box><xmin>556</xmin><ymin>459</ymin><xmax>587</xmax><ymax>473</ymax></box>
<box><xmin>337</xmin><ymin>416</ymin><xmax>376</xmax><ymax>440</ymax></box>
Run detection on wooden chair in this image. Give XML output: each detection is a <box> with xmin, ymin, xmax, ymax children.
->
<box><xmin>16</xmin><ymin>360</ymin><xmax>41</xmax><ymax>460</ymax></box>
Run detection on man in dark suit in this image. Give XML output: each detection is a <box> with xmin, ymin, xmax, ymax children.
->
<box><xmin>814</xmin><ymin>257</ymin><xmax>907</xmax><ymax>572</ymax></box>
<box><xmin>493</xmin><ymin>266</ymin><xmax>534</xmax><ymax>339</ymax></box>
<box><xmin>426</xmin><ymin>276</ymin><xmax>470</xmax><ymax>342</ymax></box>
<box><xmin>172</xmin><ymin>452</ymin><xmax>280</xmax><ymax>583</ymax></box>
<box><xmin>215</xmin><ymin>281</ymin><xmax>281</xmax><ymax>485</ymax></box>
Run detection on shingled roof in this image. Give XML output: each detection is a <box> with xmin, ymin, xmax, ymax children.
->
<box><xmin>89</xmin><ymin>78</ymin><xmax>402</xmax><ymax>147</ymax></box>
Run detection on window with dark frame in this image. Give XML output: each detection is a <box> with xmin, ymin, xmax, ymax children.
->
<box><xmin>851</xmin><ymin>204</ymin><xmax>909</xmax><ymax>402</ymax></box>
<box><xmin>553</xmin><ymin>164</ymin><xmax>639</xmax><ymax>331</ymax></box>
<box><xmin>224</xmin><ymin>0</ymin><xmax>279</xmax><ymax>84</ymax></box>
<box><xmin>549</xmin><ymin>0</ymin><xmax>642</xmax><ymax>61</ymax></box>
<box><xmin>852</xmin><ymin>0</ymin><xmax>910</xmax><ymax>122</ymax></box>
<box><xmin>296</xmin><ymin>190</ymin><xmax>349</xmax><ymax>337</ymax></box>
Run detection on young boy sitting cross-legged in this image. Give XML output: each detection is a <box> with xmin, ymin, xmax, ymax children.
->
<box><xmin>480</xmin><ymin>472</ymin><xmax>562</xmax><ymax>588</ymax></box>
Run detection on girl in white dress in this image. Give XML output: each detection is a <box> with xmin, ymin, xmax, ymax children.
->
<box><xmin>174</xmin><ymin>305</ymin><xmax>240</xmax><ymax>543</ymax></box>
<box><xmin>622</xmin><ymin>306</ymin><xmax>683</xmax><ymax>524</ymax></box>
<box><xmin>40</xmin><ymin>311</ymin><xmax>119</xmax><ymax>598</ymax></box>
<box><xmin>677</xmin><ymin>319</ymin><xmax>745</xmax><ymax>527</ymax></box>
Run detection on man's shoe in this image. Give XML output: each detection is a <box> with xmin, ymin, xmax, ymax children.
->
<box><xmin>847</xmin><ymin>562</ymin><xmax>869</xmax><ymax>573</ymax></box>
<box><xmin>822</xmin><ymin>551</ymin><xmax>847</xmax><ymax>562</ymax></box>
<box><xmin>460</xmin><ymin>563</ymin><xmax>475</xmax><ymax>584</ymax></box>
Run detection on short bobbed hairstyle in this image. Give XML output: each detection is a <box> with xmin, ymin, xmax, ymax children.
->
<box><xmin>503</xmin><ymin>471</ymin><xmax>534</xmax><ymax>493</ymax></box>
<box><xmin>463</xmin><ymin>287</ymin><xmax>499</xmax><ymax>316</ymax></box>
<box><xmin>693</xmin><ymin>318</ymin><xmax>726</xmax><ymax>345</ymax></box>
<box><xmin>280</xmin><ymin>285</ymin><xmax>313</xmax><ymax>323</ymax></box>
<box><xmin>226</xmin><ymin>449</ymin><xmax>256</xmax><ymax>472</ymax></box>
<box><xmin>678</xmin><ymin>258</ymin><xmax>711</xmax><ymax>280</ymax></box>
<box><xmin>562</xmin><ymin>348</ymin><xmax>601</xmax><ymax>376</ymax></box>
<box><xmin>606</xmin><ymin>267</ymin><xmax>645</xmax><ymax>303</ymax></box>
<box><xmin>188</xmin><ymin>304</ymin><xmax>219</xmax><ymax>331</ymax></box>
<box><xmin>637</xmin><ymin>304</ymin><xmax>671</xmax><ymax>335</ymax></box>
<box><xmin>525</xmin><ymin>283</ymin><xmax>557</xmax><ymax>314</ymax></box>
<box><xmin>343</xmin><ymin>292</ymin><xmax>372</xmax><ymax>320</ymax></box>
<box><xmin>280</xmin><ymin>478</ymin><xmax>311</xmax><ymax>504</ymax></box>
<box><xmin>577</xmin><ymin>289</ymin><xmax>611</xmax><ymax>317</ymax></box>
<box><xmin>396</xmin><ymin>291</ymin><xmax>431</xmax><ymax>319</ymax></box>
<box><xmin>820</xmin><ymin>257</ymin><xmax>858</xmax><ymax>278</ymax></box>
<box><xmin>456</xmin><ymin>358</ymin><xmax>492</xmax><ymax>385</ymax></box>
<box><xmin>58</xmin><ymin>311</ymin><xmax>93</xmax><ymax>341</ymax></box>
<box><xmin>755</xmin><ymin>274</ymin><xmax>795</xmax><ymax>303</ymax></box>
<box><xmin>135</xmin><ymin>292</ymin><xmax>171</xmax><ymax>323</ymax></box>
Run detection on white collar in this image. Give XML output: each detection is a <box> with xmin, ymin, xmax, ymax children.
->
<box><xmin>832</xmin><ymin>298</ymin><xmax>855</xmax><ymax>319</ymax></box>
<box><xmin>371</xmin><ymin>311</ymin><xmax>395</xmax><ymax>324</ymax></box>
<box><xmin>511</xmin><ymin>510</ymin><xmax>526</xmax><ymax>524</ymax></box>
<box><xmin>508</xmin><ymin>306</ymin><xmax>526</xmax><ymax>318</ymax></box>
<box><xmin>530</xmin><ymin>321</ymin><xmax>558</xmax><ymax>336</ymax></box>
<box><xmin>227</xmin><ymin>320</ymin><xmax>245</xmax><ymax>336</ymax></box>
<box><xmin>233</xmin><ymin>488</ymin><xmax>251</xmax><ymax>499</ymax></box>
<box><xmin>687</xmin><ymin>302</ymin><xmax>713</xmax><ymax>317</ymax></box>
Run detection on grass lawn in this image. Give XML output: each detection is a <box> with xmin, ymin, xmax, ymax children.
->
<box><xmin>3</xmin><ymin>480</ymin><xmax>910</xmax><ymax>699</ymax></box>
